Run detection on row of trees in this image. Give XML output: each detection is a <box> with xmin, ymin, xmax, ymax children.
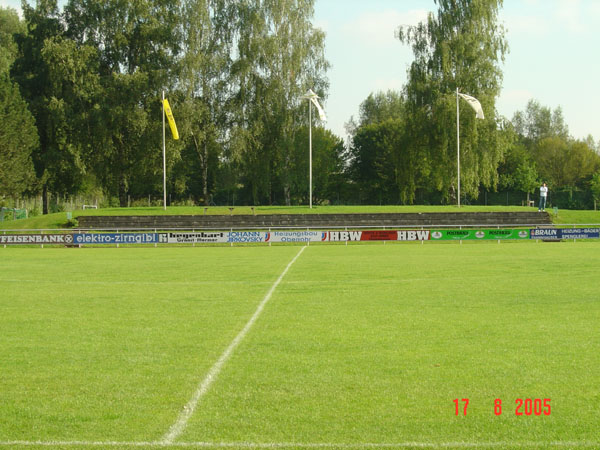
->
<box><xmin>2</xmin><ymin>0</ymin><xmax>599</xmax><ymax>212</ymax></box>
<box><xmin>348</xmin><ymin>92</ymin><xmax>600</xmax><ymax>207</ymax></box>
<box><xmin>1</xmin><ymin>0</ymin><xmax>337</xmax><ymax>213</ymax></box>
<box><xmin>346</xmin><ymin>0</ymin><xmax>599</xmax><ymax>207</ymax></box>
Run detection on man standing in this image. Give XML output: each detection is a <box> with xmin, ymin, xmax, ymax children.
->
<box><xmin>539</xmin><ymin>182</ymin><xmax>548</xmax><ymax>212</ymax></box>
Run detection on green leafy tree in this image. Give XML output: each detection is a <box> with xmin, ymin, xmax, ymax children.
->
<box><xmin>11</xmin><ymin>0</ymin><xmax>88</xmax><ymax>213</ymax></box>
<box><xmin>510</xmin><ymin>99</ymin><xmax>584</xmax><ymax>201</ymax></box>
<box><xmin>230</xmin><ymin>0</ymin><xmax>328</xmax><ymax>205</ymax></box>
<box><xmin>397</xmin><ymin>0</ymin><xmax>509</xmax><ymax>203</ymax></box>
<box><xmin>345</xmin><ymin>90</ymin><xmax>405</xmax><ymax>138</ymax></box>
<box><xmin>0</xmin><ymin>75</ymin><xmax>38</xmax><ymax>199</ymax></box>
<box><xmin>0</xmin><ymin>7</ymin><xmax>37</xmax><ymax>200</ymax></box>
<box><xmin>0</xmin><ymin>6</ymin><xmax>23</xmax><ymax>74</ymax></box>
<box><xmin>41</xmin><ymin>36</ymin><xmax>101</xmax><ymax>196</ymax></box>
<box><xmin>65</xmin><ymin>0</ymin><xmax>184</xmax><ymax>206</ymax></box>
<box><xmin>512</xmin><ymin>99</ymin><xmax>569</xmax><ymax>144</ymax></box>
<box><xmin>357</xmin><ymin>91</ymin><xmax>406</xmax><ymax>127</ymax></box>
<box><xmin>591</xmin><ymin>172</ymin><xmax>600</xmax><ymax>207</ymax></box>
<box><xmin>349</xmin><ymin>120</ymin><xmax>400</xmax><ymax>204</ymax></box>
<box><xmin>347</xmin><ymin>91</ymin><xmax>431</xmax><ymax>204</ymax></box>
<box><xmin>291</xmin><ymin>126</ymin><xmax>345</xmax><ymax>204</ymax></box>
<box><xmin>498</xmin><ymin>140</ymin><xmax>538</xmax><ymax>196</ymax></box>
<box><xmin>177</xmin><ymin>0</ymin><xmax>234</xmax><ymax>205</ymax></box>
<box><xmin>534</xmin><ymin>137</ymin><xmax>600</xmax><ymax>189</ymax></box>
<box><xmin>349</xmin><ymin>118</ymin><xmax>425</xmax><ymax>205</ymax></box>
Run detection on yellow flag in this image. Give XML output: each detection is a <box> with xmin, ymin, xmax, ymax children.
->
<box><xmin>163</xmin><ymin>99</ymin><xmax>179</xmax><ymax>140</ymax></box>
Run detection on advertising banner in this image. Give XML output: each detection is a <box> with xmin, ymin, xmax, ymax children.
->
<box><xmin>529</xmin><ymin>228</ymin><xmax>559</xmax><ymax>240</ymax></box>
<box><xmin>560</xmin><ymin>228</ymin><xmax>600</xmax><ymax>239</ymax></box>
<box><xmin>160</xmin><ymin>232</ymin><xmax>228</xmax><ymax>244</ymax></box>
<box><xmin>327</xmin><ymin>231</ymin><xmax>363</xmax><ymax>241</ymax></box>
<box><xmin>530</xmin><ymin>228</ymin><xmax>600</xmax><ymax>240</ymax></box>
<box><xmin>5</xmin><ymin>228</ymin><xmax>598</xmax><ymax>248</ymax></box>
<box><xmin>226</xmin><ymin>231</ymin><xmax>268</xmax><ymax>243</ymax></box>
<box><xmin>397</xmin><ymin>230</ymin><xmax>431</xmax><ymax>241</ymax></box>
<box><xmin>326</xmin><ymin>230</ymin><xmax>430</xmax><ymax>242</ymax></box>
<box><xmin>265</xmin><ymin>231</ymin><xmax>326</xmax><ymax>243</ymax></box>
<box><xmin>73</xmin><ymin>233</ymin><xmax>159</xmax><ymax>244</ymax></box>
<box><xmin>363</xmin><ymin>230</ymin><xmax>402</xmax><ymax>241</ymax></box>
<box><xmin>430</xmin><ymin>229</ymin><xmax>530</xmax><ymax>241</ymax></box>
<box><xmin>0</xmin><ymin>234</ymin><xmax>74</xmax><ymax>245</ymax></box>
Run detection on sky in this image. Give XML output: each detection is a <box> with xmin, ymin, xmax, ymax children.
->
<box><xmin>313</xmin><ymin>0</ymin><xmax>600</xmax><ymax>144</ymax></box>
<box><xmin>2</xmin><ymin>0</ymin><xmax>599</xmax><ymax>145</ymax></box>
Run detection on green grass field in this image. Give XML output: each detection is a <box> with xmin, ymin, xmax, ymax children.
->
<box><xmin>2</xmin><ymin>243</ymin><xmax>600</xmax><ymax>449</ymax></box>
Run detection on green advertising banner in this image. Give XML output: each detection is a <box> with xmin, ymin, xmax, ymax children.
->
<box><xmin>430</xmin><ymin>229</ymin><xmax>530</xmax><ymax>241</ymax></box>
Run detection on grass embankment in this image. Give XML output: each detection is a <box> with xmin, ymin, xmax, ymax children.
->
<box><xmin>2</xmin><ymin>205</ymin><xmax>599</xmax><ymax>230</ymax></box>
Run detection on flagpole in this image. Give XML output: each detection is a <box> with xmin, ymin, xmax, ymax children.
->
<box><xmin>301</xmin><ymin>89</ymin><xmax>325</xmax><ymax>209</ymax></box>
<box><xmin>309</xmin><ymin>98</ymin><xmax>312</xmax><ymax>209</ymax></box>
<box><xmin>456</xmin><ymin>87</ymin><xmax>461</xmax><ymax>208</ymax></box>
<box><xmin>455</xmin><ymin>90</ymin><xmax>484</xmax><ymax>208</ymax></box>
<box><xmin>162</xmin><ymin>90</ymin><xmax>167</xmax><ymax>211</ymax></box>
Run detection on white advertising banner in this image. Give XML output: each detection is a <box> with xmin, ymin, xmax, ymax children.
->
<box><xmin>159</xmin><ymin>230</ymin><xmax>430</xmax><ymax>244</ymax></box>
<box><xmin>160</xmin><ymin>232</ymin><xmax>229</xmax><ymax>244</ymax></box>
<box><xmin>161</xmin><ymin>231</ymin><xmax>326</xmax><ymax>244</ymax></box>
<box><xmin>266</xmin><ymin>231</ymin><xmax>326</xmax><ymax>243</ymax></box>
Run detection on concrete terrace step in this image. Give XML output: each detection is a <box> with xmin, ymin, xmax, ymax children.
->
<box><xmin>76</xmin><ymin>212</ymin><xmax>552</xmax><ymax>229</ymax></box>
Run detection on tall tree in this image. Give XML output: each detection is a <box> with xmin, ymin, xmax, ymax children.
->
<box><xmin>230</xmin><ymin>0</ymin><xmax>328</xmax><ymax>205</ymax></box>
<box><xmin>290</xmin><ymin>125</ymin><xmax>345</xmax><ymax>204</ymax></box>
<box><xmin>510</xmin><ymin>99</ymin><xmax>599</xmax><ymax>194</ymax></box>
<box><xmin>512</xmin><ymin>99</ymin><xmax>569</xmax><ymax>144</ymax></box>
<box><xmin>65</xmin><ymin>0</ymin><xmax>184</xmax><ymax>206</ymax></box>
<box><xmin>347</xmin><ymin>91</ymin><xmax>423</xmax><ymax>204</ymax></box>
<box><xmin>0</xmin><ymin>7</ymin><xmax>37</xmax><ymax>199</ymax></box>
<box><xmin>178</xmin><ymin>0</ymin><xmax>234</xmax><ymax>205</ymax></box>
<box><xmin>0</xmin><ymin>6</ymin><xmax>23</xmax><ymax>74</ymax></box>
<box><xmin>591</xmin><ymin>172</ymin><xmax>600</xmax><ymax>207</ymax></box>
<box><xmin>357</xmin><ymin>91</ymin><xmax>406</xmax><ymax>128</ymax></box>
<box><xmin>497</xmin><ymin>140</ymin><xmax>539</xmax><ymax>198</ymax></box>
<box><xmin>0</xmin><ymin>75</ymin><xmax>38</xmax><ymax>199</ymax></box>
<box><xmin>11</xmin><ymin>0</ymin><xmax>79</xmax><ymax>213</ymax></box>
<box><xmin>534</xmin><ymin>137</ymin><xmax>600</xmax><ymax>189</ymax></box>
<box><xmin>397</xmin><ymin>0</ymin><xmax>509</xmax><ymax>203</ymax></box>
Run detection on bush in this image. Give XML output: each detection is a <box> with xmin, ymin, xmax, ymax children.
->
<box><xmin>28</xmin><ymin>207</ymin><xmax>41</xmax><ymax>217</ymax></box>
<box><xmin>63</xmin><ymin>218</ymin><xmax>79</xmax><ymax>228</ymax></box>
<box><xmin>49</xmin><ymin>202</ymin><xmax>65</xmax><ymax>213</ymax></box>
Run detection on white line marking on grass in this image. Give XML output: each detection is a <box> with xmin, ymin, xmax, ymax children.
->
<box><xmin>160</xmin><ymin>246</ymin><xmax>307</xmax><ymax>445</ymax></box>
<box><xmin>0</xmin><ymin>279</ymin><xmax>273</xmax><ymax>286</ymax></box>
<box><xmin>2</xmin><ymin>441</ymin><xmax>600</xmax><ymax>448</ymax></box>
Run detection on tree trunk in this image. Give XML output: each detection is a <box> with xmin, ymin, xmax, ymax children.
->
<box><xmin>203</xmin><ymin>140</ymin><xmax>209</xmax><ymax>207</ymax></box>
<box><xmin>118</xmin><ymin>176</ymin><xmax>128</xmax><ymax>207</ymax></box>
<box><xmin>252</xmin><ymin>184</ymin><xmax>258</xmax><ymax>206</ymax></box>
<box><xmin>284</xmin><ymin>184</ymin><xmax>291</xmax><ymax>206</ymax></box>
<box><xmin>42</xmin><ymin>185</ymin><xmax>49</xmax><ymax>215</ymax></box>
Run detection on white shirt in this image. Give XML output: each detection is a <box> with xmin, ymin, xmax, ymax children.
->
<box><xmin>540</xmin><ymin>186</ymin><xmax>548</xmax><ymax>197</ymax></box>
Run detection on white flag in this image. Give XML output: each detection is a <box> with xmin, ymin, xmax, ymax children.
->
<box><xmin>458</xmin><ymin>92</ymin><xmax>484</xmax><ymax>119</ymax></box>
<box><xmin>305</xmin><ymin>89</ymin><xmax>327</xmax><ymax>121</ymax></box>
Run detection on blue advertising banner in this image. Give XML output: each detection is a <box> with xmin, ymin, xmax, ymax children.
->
<box><xmin>73</xmin><ymin>233</ymin><xmax>159</xmax><ymax>244</ymax></box>
<box><xmin>529</xmin><ymin>228</ymin><xmax>600</xmax><ymax>240</ymax></box>
<box><xmin>530</xmin><ymin>228</ymin><xmax>560</xmax><ymax>240</ymax></box>
<box><xmin>559</xmin><ymin>228</ymin><xmax>600</xmax><ymax>239</ymax></box>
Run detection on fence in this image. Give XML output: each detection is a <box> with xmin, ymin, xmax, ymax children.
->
<box><xmin>0</xmin><ymin>208</ymin><xmax>27</xmax><ymax>222</ymax></box>
<box><xmin>474</xmin><ymin>189</ymin><xmax>596</xmax><ymax>210</ymax></box>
